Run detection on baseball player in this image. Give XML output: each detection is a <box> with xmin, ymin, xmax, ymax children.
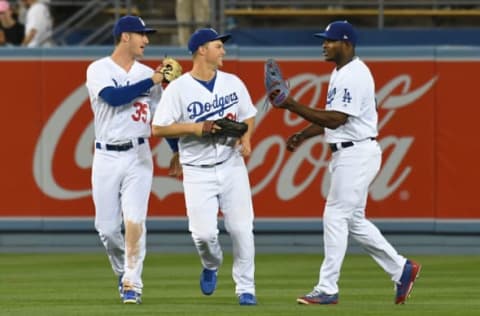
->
<box><xmin>268</xmin><ymin>21</ymin><xmax>421</xmax><ymax>305</ymax></box>
<box><xmin>151</xmin><ymin>28</ymin><xmax>258</xmax><ymax>306</ymax></box>
<box><xmin>85</xmin><ymin>15</ymin><xmax>163</xmax><ymax>304</ymax></box>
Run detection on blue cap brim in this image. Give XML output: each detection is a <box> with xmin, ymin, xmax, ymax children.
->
<box><xmin>216</xmin><ymin>34</ymin><xmax>231</xmax><ymax>43</ymax></box>
<box><xmin>136</xmin><ymin>28</ymin><xmax>156</xmax><ymax>34</ymax></box>
<box><xmin>314</xmin><ymin>32</ymin><xmax>338</xmax><ymax>41</ymax></box>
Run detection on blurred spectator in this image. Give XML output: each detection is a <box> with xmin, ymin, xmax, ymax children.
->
<box><xmin>21</xmin><ymin>0</ymin><xmax>52</xmax><ymax>47</ymax></box>
<box><xmin>0</xmin><ymin>1</ymin><xmax>25</xmax><ymax>46</ymax></box>
<box><xmin>18</xmin><ymin>0</ymin><xmax>49</xmax><ymax>23</ymax></box>
<box><xmin>176</xmin><ymin>0</ymin><xmax>210</xmax><ymax>46</ymax></box>
<box><xmin>328</xmin><ymin>1</ymin><xmax>344</xmax><ymax>10</ymax></box>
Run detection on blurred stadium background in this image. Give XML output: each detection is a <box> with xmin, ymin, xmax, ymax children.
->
<box><xmin>22</xmin><ymin>0</ymin><xmax>479</xmax><ymax>46</ymax></box>
<box><xmin>1</xmin><ymin>0</ymin><xmax>480</xmax><ymax>255</ymax></box>
<box><xmin>44</xmin><ymin>0</ymin><xmax>480</xmax><ymax>46</ymax></box>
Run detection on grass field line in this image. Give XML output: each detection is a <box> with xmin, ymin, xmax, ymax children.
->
<box><xmin>1</xmin><ymin>253</ymin><xmax>480</xmax><ymax>315</ymax></box>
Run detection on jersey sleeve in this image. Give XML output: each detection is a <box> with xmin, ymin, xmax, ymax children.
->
<box><xmin>152</xmin><ymin>81</ymin><xmax>182</xmax><ymax>127</ymax></box>
<box><xmin>149</xmin><ymin>85</ymin><xmax>163</xmax><ymax>115</ymax></box>
<box><xmin>85</xmin><ymin>61</ymin><xmax>113</xmax><ymax>101</ymax></box>
<box><xmin>235</xmin><ymin>76</ymin><xmax>257</xmax><ymax>122</ymax></box>
<box><xmin>326</xmin><ymin>71</ymin><xmax>361</xmax><ymax>117</ymax></box>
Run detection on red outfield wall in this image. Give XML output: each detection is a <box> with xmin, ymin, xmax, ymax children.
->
<box><xmin>0</xmin><ymin>48</ymin><xmax>478</xmax><ymax>221</ymax></box>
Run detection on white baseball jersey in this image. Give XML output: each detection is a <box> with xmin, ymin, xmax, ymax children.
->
<box><xmin>324</xmin><ymin>57</ymin><xmax>378</xmax><ymax>143</ymax></box>
<box><xmin>86</xmin><ymin>57</ymin><xmax>162</xmax><ymax>144</ymax></box>
<box><xmin>152</xmin><ymin>70</ymin><xmax>257</xmax><ymax>165</ymax></box>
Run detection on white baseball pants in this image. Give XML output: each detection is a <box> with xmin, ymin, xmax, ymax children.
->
<box><xmin>316</xmin><ymin>140</ymin><xmax>407</xmax><ymax>294</ymax></box>
<box><xmin>92</xmin><ymin>139</ymin><xmax>152</xmax><ymax>293</ymax></box>
<box><xmin>182</xmin><ymin>153</ymin><xmax>256</xmax><ymax>296</ymax></box>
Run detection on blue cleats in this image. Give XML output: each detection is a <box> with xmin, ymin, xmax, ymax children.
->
<box><xmin>123</xmin><ymin>289</ymin><xmax>142</xmax><ymax>304</ymax></box>
<box><xmin>239</xmin><ymin>293</ymin><xmax>257</xmax><ymax>305</ymax></box>
<box><xmin>395</xmin><ymin>259</ymin><xmax>421</xmax><ymax>304</ymax></box>
<box><xmin>200</xmin><ymin>268</ymin><xmax>217</xmax><ymax>295</ymax></box>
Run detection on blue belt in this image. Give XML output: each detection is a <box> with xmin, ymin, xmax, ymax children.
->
<box><xmin>96</xmin><ymin>138</ymin><xmax>145</xmax><ymax>151</ymax></box>
<box><xmin>329</xmin><ymin>137</ymin><xmax>375</xmax><ymax>152</ymax></box>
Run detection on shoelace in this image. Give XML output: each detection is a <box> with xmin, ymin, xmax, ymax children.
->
<box><xmin>305</xmin><ymin>289</ymin><xmax>323</xmax><ymax>298</ymax></box>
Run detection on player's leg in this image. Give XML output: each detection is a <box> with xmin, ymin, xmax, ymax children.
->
<box><xmin>183</xmin><ymin>165</ymin><xmax>223</xmax><ymax>270</ymax></box>
<box><xmin>346</xmin><ymin>143</ymin><xmax>419</xmax><ymax>303</ymax></box>
<box><xmin>300</xmin><ymin>146</ymin><xmax>384</xmax><ymax>304</ymax></box>
<box><xmin>219</xmin><ymin>155</ymin><xmax>256</xmax><ymax>298</ymax></box>
<box><xmin>347</xmin><ymin>144</ymin><xmax>406</xmax><ymax>280</ymax></box>
<box><xmin>351</xmin><ymin>217</ymin><xmax>406</xmax><ymax>279</ymax></box>
<box><xmin>120</xmin><ymin>145</ymin><xmax>153</xmax><ymax>296</ymax></box>
<box><xmin>92</xmin><ymin>150</ymin><xmax>125</xmax><ymax>277</ymax></box>
<box><xmin>313</xmin><ymin>153</ymin><xmax>354</xmax><ymax>296</ymax></box>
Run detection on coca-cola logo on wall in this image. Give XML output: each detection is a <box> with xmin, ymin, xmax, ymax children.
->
<box><xmin>33</xmin><ymin>70</ymin><xmax>437</xmax><ymax>210</ymax></box>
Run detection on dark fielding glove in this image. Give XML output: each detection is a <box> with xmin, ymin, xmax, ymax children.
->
<box><xmin>201</xmin><ymin>118</ymin><xmax>248</xmax><ymax>138</ymax></box>
<box><xmin>264</xmin><ymin>58</ymin><xmax>290</xmax><ymax>109</ymax></box>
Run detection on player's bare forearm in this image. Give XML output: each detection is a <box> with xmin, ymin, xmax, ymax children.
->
<box><xmin>242</xmin><ymin>117</ymin><xmax>255</xmax><ymax>140</ymax></box>
<box><xmin>299</xmin><ymin>123</ymin><xmax>325</xmax><ymax>138</ymax></box>
<box><xmin>283</xmin><ymin>98</ymin><xmax>347</xmax><ymax>129</ymax></box>
<box><xmin>152</xmin><ymin>122</ymin><xmax>203</xmax><ymax>137</ymax></box>
<box><xmin>239</xmin><ymin>117</ymin><xmax>255</xmax><ymax>156</ymax></box>
<box><xmin>286</xmin><ymin>123</ymin><xmax>324</xmax><ymax>152</ymax></box>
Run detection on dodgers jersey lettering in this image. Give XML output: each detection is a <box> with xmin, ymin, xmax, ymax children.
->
<box><xmin>324</xmin><ymin>57</ymin><xmax>378</xmax><ymax>143</ymax></box>
<box><xmin>152</xmin><ymin>70</ymin><xmax>257</xmax><ymax>165</ymax></box>
<box><xmin>86</xmin><ymin>57</ymin><xmax>162</xmax><ymax>144</ymax></box>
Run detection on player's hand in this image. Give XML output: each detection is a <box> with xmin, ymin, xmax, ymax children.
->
<box><xmin>286</xmin><ymin>132</ymin><xmax>305</xmax><ymax>152</ymax></box>
<box><xmin>238</xmin><ymin>137</ymin><xmax>252</xmax><ymax>157</ymax></box>
<box><xmin>270</xmin><ymin>91</ymin><xmax>295</xmax><ymax>109</ymax></box>
<box><xmin>199</xmin><ymin>121</ymin><xmax>222</xmax><ymax>136</ymax></box>
<box><xmin>168</xmin><ymin>152</ymin><xmax>183</xmax><ymax>178</ymax></box>
<box><xmin>152</xmin><ymin>66</ymin><xmax>165</xmax><ymax>85</ymax></box>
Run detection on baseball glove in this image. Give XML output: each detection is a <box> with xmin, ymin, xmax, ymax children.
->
<box><xmin>264</xmin><ymin>58</ymin><xmax>290</xmax><ymax>108</ymax></box>
<box><xmin>161</xmin><ymin>57</ymin><xmax>183</xmax><ymax>84</ymax></box>
<box><xmin>202</xmin><ymin>118</ymin><xmax>248</xmax><ymax>138</ymax></box>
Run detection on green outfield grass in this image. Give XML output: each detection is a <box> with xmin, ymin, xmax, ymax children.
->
<box><xmin>1</xmin><ymin>253</ymin><xmax>479</xmax><ymax>315</ymax></box>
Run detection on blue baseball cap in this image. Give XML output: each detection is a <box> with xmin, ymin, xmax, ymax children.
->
<box><xmin>113</xmin><ymin>15</ymin><xmax>156</xmax><ymax>37</ymax></box>
<box><xmin>188</xmin><ymin>28</ymin><xmax>231</xmax><ymax>54</ymax></box>
<box><xmin>314</xmin><ymin>20</ymin><xmax>357</xmax><ymax>46</ymax></box>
